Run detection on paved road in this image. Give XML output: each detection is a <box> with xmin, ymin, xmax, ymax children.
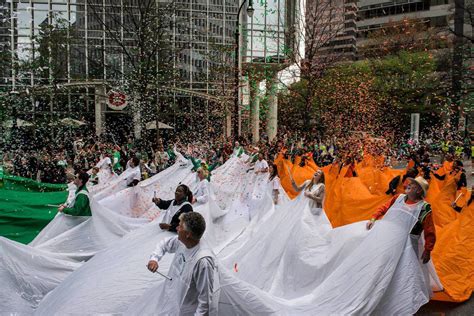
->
<box><xmin>417</xmin><ymin>298</ymin><xmax>473</xmax><ymax>315</ymax></box>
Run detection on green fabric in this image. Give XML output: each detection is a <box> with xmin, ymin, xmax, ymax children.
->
<box><xmin>167</xmin><ymin>149</ymin><xmax>176</xmax><ymax>160</ymax></box>
<box><xmin>113</xmin><ymin>151</ymin><xmax>122</xmax><ymax>171</ymax></box>
<box><xmin>208</xmin><ymin>162</ymin><xmax>219</xmax><ymax>173</ymax></box>
<box><xmin>0</xmin><ymin>169</ymin><xmax>68</xmax><ymax>244</ymax></box>
<box><xmin>0</xmin><ymin>187</ymin><xmax>68</xmax><ymax>244</ymax></box>
<box><xmin>250</xmin><ymin>154</ymin><xmax>259</xmax><ymax>163</ymax></box>
<box><xmin>190</xmin><ymin>157</ymin><xmax>201</xmax><ymax>171</ymax></box>
<box><xmin>63</xmin><ymin>187</ymin><xmax>91</xmax><ymax>216</ymax></box>
<box><xmin>0</xmin><ymin>173</ymin><xmax>67</xmax><ymax>192</ymax></box>
<box><xmin>233</xmin><ymin>147</ymin><xmax>243</xmax><ymax>157</ymax></box>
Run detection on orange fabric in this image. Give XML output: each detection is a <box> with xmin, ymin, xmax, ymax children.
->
<box><xmin>427</xmin><ymin>173</ymin><xmax>460</xmax><ymax>227</ymax></box>
<box><xmin>343</xmin><ymin>164</ymin><xmax>356</xmax><ymax>177</ymax></box>
<box><xmin>275</xmin><ymin>154</ymin><xmax>474</xmax><ymax>302</ymax></box>
<box><xmin>428</xmin><ymin>163</ymin><xmax>450</xmax><ymax>199</ymax></box>
<box><xmin>443</xmin><ymin>160</ymin><xmax>453</xmax><ymax>173</ymax></box>
<box><xmin>432</xmin><ymin>201</ymin><xmax>474</xmax><ymax>302</ymax></box>
<box><xmin>306</xmin><ymin>157</ymin><xmax>319</xmax><ymax>172</ymax></box>
<box><xmin>453</xmin><ymin>187</ymin><xmax>471</xmax><ymax>209</ymax></box>
<box><xmin>356</xmin><ymin>163</ymin><xmax>403</xmax><ymax>196</ymax></box>
<box><xmin>276</xmin><ymin>154</ymin><xmax>316</xmax><ymax>199</ymax></box>
<box><xmin>373</xmin><ymin>155</ymin><xmax>385</xmax><ymax>169</ymax></box>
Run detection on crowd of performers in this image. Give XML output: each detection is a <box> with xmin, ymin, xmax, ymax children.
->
<box><xmin>0</xmin><ymin>122</ymin><xmax>471</xmax><ymax>313</ymax></box>
<box><xmin>35</xmin><ymin>134</ymin><xmax>472</xmax><ymax>315</ymax></box>
<box><xmin>2</xmin><ymin>127</ymin><xmax>471</xmax><ymax>186</ymax></box>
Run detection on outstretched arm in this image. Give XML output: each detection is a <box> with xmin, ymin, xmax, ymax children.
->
<box><xmin>287</xmin><ymin>166</ymin><xmax>306</xmax><ymax>192</ymax></box>
<box><xmin>147</xmin><ymin>236</ymin><xmax>180</xmax><ymax>272</ymax></box>
<box><xmin>62</xmin><ymin>194</ymin><xmax>89</xmax><ymax>216</ymax></box>
<box><xmin>366</xmin><ymin>194</ymin><xmax>398</xmax><ymax>229</ymax></box>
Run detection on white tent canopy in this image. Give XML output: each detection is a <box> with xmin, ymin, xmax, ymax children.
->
<box><xmin>2</xmin><ymin>118</ymin><xmax>34</xmax><ymax>128</ymax></box>
<box><xmin>59</xmin><ymin>118</ymin><xmax>86</xmax><ymax>126</ymax></box>
<box><xmin>145</xmin><ymin>121</ymin><xmax>174</xmax><ymax>130</ymax></box>
<box><xmin>48</xmin><ymin>118</ymin><xmax>86</xmax><ymax>127</ymax></box>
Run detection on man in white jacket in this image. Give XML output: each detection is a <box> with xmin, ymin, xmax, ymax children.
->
<box><xmin>147</xmin><ymin>212</ymin><xmax>219</xmax><ymax>315</ymax></box>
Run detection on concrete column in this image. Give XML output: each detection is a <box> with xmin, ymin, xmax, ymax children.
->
<box><xmin>249</xmin><ymin>79</ymin><xmax>260</xmax><ymax>144</ymax></box>
<box><xmin>226</xmin><ymin>104</ymin><xmax>232</xmax><ymax>138</ymax></box>
<box><xmin>266</xmin><ymin>72</ymin><xmax>278</xmax><ymax>141</ymax></box>
<box><xmin>94</xmin><ymin>85</ymin><xmax>105</xmax><ymax>137</ymax></box>
<box><xmin>133</xmin><ymin>106</ymin><xmax>142</xmax><ymax>140</ymax></box>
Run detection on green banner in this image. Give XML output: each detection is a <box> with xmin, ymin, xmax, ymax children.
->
<box><xmin>0</xmin><ymin>172</ymin><xmax>67</xmax><ymax>192</ymax></box>
<box><xmin>0</xmin><ymin>168</ymin><xmax>68</xmax><ymax>244</ymax></box>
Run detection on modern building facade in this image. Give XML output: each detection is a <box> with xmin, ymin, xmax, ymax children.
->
<box><xmin>357</xmin><ymin>0</ymin><xmax>453</xmax><ymax>34</ymax></box>
<box><xmin>356</xmin><ymin>0</ymin><xmax>458</xmax><ymax>55</ymax></box>
<box><xmin>303</xmin><ymin>0</ymin><xmax>458</xmax><ymax>62</ymax></box>
<box><xmin>0</xmin><ymin>0</ymin><xmax>298</xmax><ymax>141</ymax></box>
<box><xmin>0</xmin><ymin>0</ymin><xmax>300</xmax><ymax>140</ymax></box>
<box><xmin>0</xmin><ymin>0</ymin><xmax>240</xmax><ymax>139</ymax></box>
<box><xmin>302</xmin><ymin>0</ymin><xmax>358</xmax><ymax>65</ymax></box>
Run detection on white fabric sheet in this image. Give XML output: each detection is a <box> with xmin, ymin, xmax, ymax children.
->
<box><xmin>0</xmin><ymin>153</ymin><xmax>195</xmax><ymax>313</ymax></box>
<box><xmin>2</xmin><ymin>154</ymin><xmax>442</xmax><ymax>315</ymax></box>
<box><xmin>34</xmin><ymin>156</ymin><xmax>256</xmax><ymax>314</ymax></box>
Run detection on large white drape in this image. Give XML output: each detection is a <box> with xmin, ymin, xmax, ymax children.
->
<box><xmin>0</xmin><ymin>154</ymin><xmax>441</xmax><ymax>315</ymax></box>
<box><xmin>0</xmin><ymin>153</ymin><xmax>195</xmax><ymax>312</ymax></box>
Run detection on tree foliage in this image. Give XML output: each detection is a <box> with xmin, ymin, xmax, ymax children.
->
<box><xmin>278</xmin><ymin>51</ymin><xmax>448</xmax><ymax>138</ymax></box>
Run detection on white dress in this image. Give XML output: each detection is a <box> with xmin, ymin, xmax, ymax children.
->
<box><xmin>193</xmin><ymin>179</ymin><xmax>210</xmax><ymax>204</ymax></box>
<box><xmin>304</xmin><ymin>182</ymin><xmax>325</xmax><ymax>215</ymax></box>
<box><xmin>254</xmin><ymin>159</ymin><xmax>269</xmax><ymax>173</ymax></box>
<box><xmin>217</xmin><ymin>194</ymin><xmax>435</xmax><ymax>315</ymax></box>
<box><xmin>125</xmin><ymin>165</ymin><xmax>141</xmax><ymax>186</ymax></box>
<box><xmin>269</xmin><ymin>176</ymin><xmax>284</xmax><ymax>205</ymax></box>
<box><xmin>95</xmin><ymin>157</ymin><xmax>115</xmax><ymax>184</ymax></box>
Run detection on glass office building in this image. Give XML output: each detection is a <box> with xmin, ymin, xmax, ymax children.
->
<box><xmin>0</xmin><ymin>0</ymin><xmax>295</xmax><ymax>137</ymax></box>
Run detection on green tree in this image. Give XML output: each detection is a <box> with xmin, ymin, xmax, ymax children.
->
<box><xmin>278</xmin><ymin>51</ymin><xmax>449</xmax><ymax>138</ymax></box>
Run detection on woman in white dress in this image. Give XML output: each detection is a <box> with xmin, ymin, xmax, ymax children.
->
<box><xmin>192</xmin><ymin>167</ymin><xmax>210</xmax><ymax>205</ymax></box>
<box><xmin>268</xmin><ymin>164</ymin><xmax>281</xmax><ymax>205</ymax></box>
<box><xmin>95</xmin><ymin>151</ymin><xmax>115</xmax><ymax>184</ymax></box>
<box><xmin>289</xmin><ymin>169</ymin><xmax>325</xmax><ymax>215</ymax></box>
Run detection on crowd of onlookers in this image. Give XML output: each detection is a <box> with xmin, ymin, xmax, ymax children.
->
<box><xmin>1</xmin><ymin>127</ymin><xmax>471</xmax><ymax>184</ymax></box>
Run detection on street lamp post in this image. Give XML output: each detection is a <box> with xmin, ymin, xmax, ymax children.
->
<box><xmin>233</xmin><ymin>0</ymin><xmax>254</xmax><ymax>139</ymax></box>
<box><xmin>9</xmin><ymin>90</ymin><xmax>19</xmax><ymax>130</ymax></box>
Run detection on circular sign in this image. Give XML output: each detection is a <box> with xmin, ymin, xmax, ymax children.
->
<box><xmin>107</xmin><ymin>91</ymin><xmax>127</xmax><ymax>110</ymax></box>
